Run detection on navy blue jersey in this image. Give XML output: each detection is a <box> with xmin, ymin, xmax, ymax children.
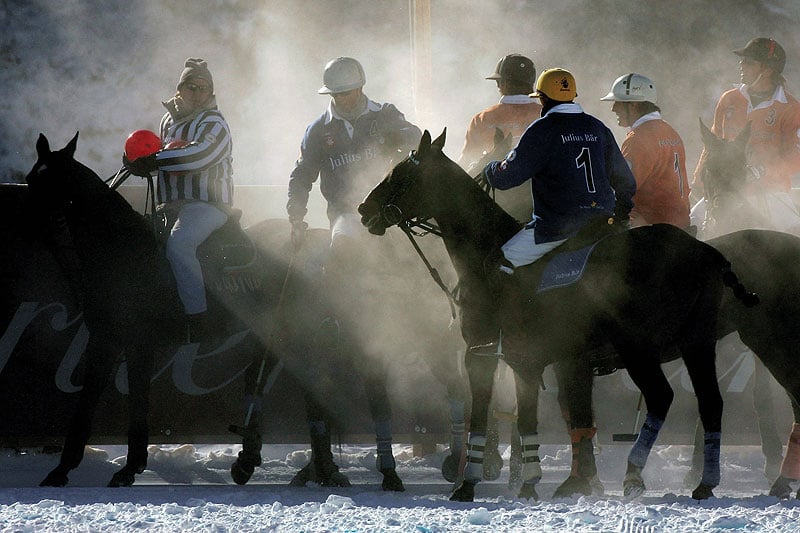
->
<box><xmin>288</xmin><ymin>98</ymin><xmax>421</xmax><ymax>223</ymax></box>
<box><xmin>486</xmin><ymin>103</ymin><xmax>635</xmax><ymax>242</ymax></box>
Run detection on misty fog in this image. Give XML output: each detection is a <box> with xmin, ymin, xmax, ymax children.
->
<box><xmin>3</xmin><ymin>0</ymin><xmax>799</xmax><ymax>190</ymax></box>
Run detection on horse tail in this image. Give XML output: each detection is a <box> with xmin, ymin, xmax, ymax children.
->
<box><xmin>720</xmin><ymin>264</ymin><xmax>759</xmax><ymax>308</ymax></box>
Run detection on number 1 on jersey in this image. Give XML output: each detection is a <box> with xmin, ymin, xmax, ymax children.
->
<box><xmin>576</xmin><ymin>147</ymin><xmax>596</xmax><ymax>193</ymax></box>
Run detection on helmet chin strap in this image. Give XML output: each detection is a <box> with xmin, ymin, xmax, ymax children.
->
<box><xmin>749</xmin><ymin>70</ymin><xmax>766</xmax><ymax>89</ymax></box>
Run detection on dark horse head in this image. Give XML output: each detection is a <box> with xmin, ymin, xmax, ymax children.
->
<box><xmin>26</xmin><ymin>132</ymin><xmax>170</xmax><ymax>324</ymax></box>
<box><xmin>359</xmin><ymin>129</ymin><xmax>520</xmax><ymax>278</ymax></box>
<box><xmin>697</xmin><ymin>119</ymin><xmax>757</xmax><ymax>236</ymax></box>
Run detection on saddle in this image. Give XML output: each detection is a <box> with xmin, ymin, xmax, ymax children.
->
<box><xmin>152</xmin><ymin>203</ymin><xmax>261</xmax><ymax>300</ymax></box>
<box><xmin>482</xmin><ymin>215</ymin><xmax>627</xmax><ymax>375</ymax></box>
<box><xmin>508</xmin><ymin>215</ymin><xmax>624</xmax><ymax>294</ymax></box>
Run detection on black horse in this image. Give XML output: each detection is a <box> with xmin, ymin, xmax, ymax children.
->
<box><xmin>690</xmin><ymin>119</ymin><xmax>800</xmax><ymax>498</ymax></box>
<box><xmin>24</xmin><ymin>133</ymin><xmax>406</xmax><ymax>490</ymax></box>
<box><xmin>452</xmin><ymin>123</ymin><xmax>800</xmax><ymax>500</ymax></box>
<box><xmin>358</xmin><ymin>129</ymin><xmax>758</xmax><ymax>502</ymax></box>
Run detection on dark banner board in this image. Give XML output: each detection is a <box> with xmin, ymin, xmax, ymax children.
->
<box><xmin>0</xmin><ymin>184</ymin><xmax>793</xmax><ymax>447</ymax></box>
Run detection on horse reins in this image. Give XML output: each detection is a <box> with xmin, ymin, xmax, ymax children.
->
<box><xmin>105</xmin><ymin>167</ymin><xmax>159</xmax><ymax>234</ymax></box>
<box><xmin>397</xmin><ymin>217</ymin><xmax>458</xmax><ymax>322</ymax></box>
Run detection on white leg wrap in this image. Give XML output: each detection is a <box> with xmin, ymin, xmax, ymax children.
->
<box><xmin>464</xmin><ymin>433</ymin><xmax>486</xmax><ymax>482</ymax></box>
<box><xmin>520</xmin><ymin>433</ymin><xmax>541</xmax><ymax>482</ymax></box>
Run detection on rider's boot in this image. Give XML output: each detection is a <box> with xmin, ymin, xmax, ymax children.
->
<box><xmin>185</xmin><ymin>311</ymin><xmax>208</xmax><ymax>344</ymax></box>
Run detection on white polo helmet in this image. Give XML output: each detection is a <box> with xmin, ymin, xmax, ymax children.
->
<box><xmin>318</xmin><ymin>57</ymin><xmax>366</xmax><ymax>94</ymax></box>
<box><xmin>600</xmin><ymin>73</ymin><xmax>657</xmax><ymax>103</ymax></box>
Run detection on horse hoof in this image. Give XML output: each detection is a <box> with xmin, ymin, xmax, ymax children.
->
<box><xmin>691</xmin><ymin>483</ymin><xmax>715</xmax><ymax>500</ymax></box>
<box><xmin>231</xmin><ymin>450</ymin><xmax>261</xmax><ymax>485</ymax></box>
<box><xmin>589</xmin><ymin>475</ymin><xmax>605</xmax><ymax>496</ymax></box>
<box><xmin>450</xmin><ymin>480</ymin><xmax>476</xmax><ymax>502</ymax></box>
<box><xmin>381</xmin><ymin>468</ymin><xmax>405</xmax><ymax>492</ymax></box>
<box><xmin>682</xmin><ymin>468</ymin><xmax>702</xmax><ymax>490</ymax></box>
<box><xmin>482</xmin><ymin>448</ymin><xmax>503</xmax><ymax>481</ymax></box>
<box><xmin>40</xmin><ymin>470</ymin><xmax>69</xmax><ymax>487</ymax></box>
<box><xmin>289</xmin><ymin>463</ymin><xmax>316</xmax><ymax>487</ymax></box>
<box><xmin>231</xmin><ymin>458</ymin><xmax>257</xmax><ymax>485</ymax></box>
<box><xmin>320</xmin><ymin>471</ymin><xmax>351</xmax><ymax>488</ymax></box>
<box><xmin>517</xmin><ymin>482</ymin><xmax>538</xmax><ymax>501</ymax></box>
<box><xmin>553</xmin><ymin>476</ymin><xmax>591</xmax><ymax>498</ymax></box>
<box><xmin>108</xmin><ymin>468</ymin><xmax>136</xmax><ymax>487</ymax></box>
<box><xmin>768</xmin><ymin>476</ymin><xmax>794</xmax><ymax>498</ymax></box>
<box><xmin>441</xmin><ymin>453</ymin><xmax>460</xmax><ymax>483</ymax></box>
<box><xmin>623</xmin><ymin>479</ymin><xmax>646</xmax><ymax>500</ymax></box>
<box><xmin>764</xmin><ymin>456</ymin><xmax>782</xmax><ymax>482</ymax></box>
<box><xmin>623</xmin><ymin>467</ymin><xmax>646</xmax><ymax>500</ymax></box>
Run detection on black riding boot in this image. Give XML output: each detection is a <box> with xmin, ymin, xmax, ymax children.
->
<box><xmin>185</xmin><ymin>312</ymin><xmax>208</xmax><ymax>344</ymax></box>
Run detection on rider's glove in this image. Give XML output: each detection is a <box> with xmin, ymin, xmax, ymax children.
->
<box><xmin>474</xmin><ymin>164</ymin><xmax>493</xmax><ymax>193</ymax></box>
<box><xmin>611</xmin><ymin>214</ymin><xmax>630</xmax><ymax>232</ymax></box>
<box><xmin>123</xmin><ymin>153</ymin><xmax>159</xmax><ymax>177</ymax></box>
<box><xmin>290</xmin><ymin>218</ymin><xmax>308</xmax><ymax>251</ymax></box>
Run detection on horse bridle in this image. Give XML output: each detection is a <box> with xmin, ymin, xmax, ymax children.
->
<box><xmin>379</xmin><ymin>151</ymin><xmax>457</xmax><ymax>320</ymax></box>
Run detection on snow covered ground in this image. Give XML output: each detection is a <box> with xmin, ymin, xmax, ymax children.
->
<box><xmin>2</xmin><ymin>442</ymin><xmax>799</xmax><ymax>532</ymax></box>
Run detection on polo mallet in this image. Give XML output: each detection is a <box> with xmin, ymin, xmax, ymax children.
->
<box><xmin>229</xmin><ymin>231</ymin><xmax>301</xmax><ymax>438</ymax></box>
<box><xmin>612</xmin><ymin>392</ymin><xmax>643</xmax><ymax>442</ymax></box>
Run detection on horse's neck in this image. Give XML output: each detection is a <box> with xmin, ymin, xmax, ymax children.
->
<box><xmin>434</xmin><ymin>167</ymin><xmax>520</xmax><ymax>280</ymax></box>
<box><xmin>68</xmin><ymin>165</ymin><xmax>153</xmax><ymax>255</ymax></box>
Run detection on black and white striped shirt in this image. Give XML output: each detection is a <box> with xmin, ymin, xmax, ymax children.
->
<box><xmin>156</xmin><ymin>107</ymin><xmax>234</xmax><ymax>206</ymax></box>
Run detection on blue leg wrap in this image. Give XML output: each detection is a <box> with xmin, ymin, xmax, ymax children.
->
<box><xmin>628</xmin><ymin>414</ymin><xmax>665</xmax><ymax>469</ymax></box>
<box><xmin>701</xmin><ymin>432</ymin><xmax>721</xmax><ymax>486</ymax></box>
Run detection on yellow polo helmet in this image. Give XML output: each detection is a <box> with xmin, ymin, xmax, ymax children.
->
<box><xmin>530</xmin><ymin>68</ymin><xmax>577</xmax><ymax>102</ymax></box>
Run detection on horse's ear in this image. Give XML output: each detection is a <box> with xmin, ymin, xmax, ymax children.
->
<box><xmin>416</xmin><ymin>130</ymin><xmax>432</xmax><ymax>156</ymax></box>
<box><xmin>431</xmin><ymin>128</ymin><xmax>446</xmax><ymax>150</ymax></box>
<box><xmin>64</xmin><ymin>132</ymin><xmax>79</xmax><ymax>158</ymax></box>
<box><xmin>36</xmin><ymin>133</ymin><xmax>51</xmax><ymax>158</ymax></box>
<box><xmin>493</xmin><ymin>127</ymin><xmax>505</xmax><ymax>145</ymax></box>
<box><xmin>698</xmin><ymin>118</ymin><xmax>716</xmax><ymax>148</ymax></box>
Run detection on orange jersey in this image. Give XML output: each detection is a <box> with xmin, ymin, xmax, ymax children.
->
<box><xmin>622</xmin><ymin>114</ymin><xmax>691</xmax><ymax>228</ymax></box>
<box><xmin>460</xmin><ymin>95</ymin><xmax>542</xmax><ymax>166</ymax></box>
<box><xmin>696</xmin><ymin>84</ymin><xmax>800</xmax><ymax>192</ymax></box>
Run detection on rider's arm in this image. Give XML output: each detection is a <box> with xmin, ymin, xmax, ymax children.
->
<box><xmin>287</xmin><ymin>122</ymin><xmax>323</xmax><ymax>222</ymax></box>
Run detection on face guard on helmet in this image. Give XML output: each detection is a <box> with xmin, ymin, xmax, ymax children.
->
<box><xmin>600</xmin><ymin>73</ymin><xmax>658</xmax><ymax>103</ymax></box>
<box><xmin>530</xmin><ymin>68</ymin><xmax>577</xmax><ymax>102</ymax></box>
<box><xmin>318</xmin><ymin>57</ymin><xmax>366</xmax><ymax>94</ymax></box>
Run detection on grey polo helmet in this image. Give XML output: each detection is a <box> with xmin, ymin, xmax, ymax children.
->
<box><xmin>318</xmin><ymin>57</ymin><xmax>366</xmax><ymax>94</ymax></box>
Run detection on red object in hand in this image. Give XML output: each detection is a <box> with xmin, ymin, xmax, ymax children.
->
<box><xmin>124</xmin><ymin>130</ymin><xmax>161</xmax><ymax>161</ymax></box>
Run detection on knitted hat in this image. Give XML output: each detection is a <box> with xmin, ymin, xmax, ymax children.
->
<box><xmin>177</xmin><ymin>58</ymin><xmax>214</xmax><ymax>92</ymax></box>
